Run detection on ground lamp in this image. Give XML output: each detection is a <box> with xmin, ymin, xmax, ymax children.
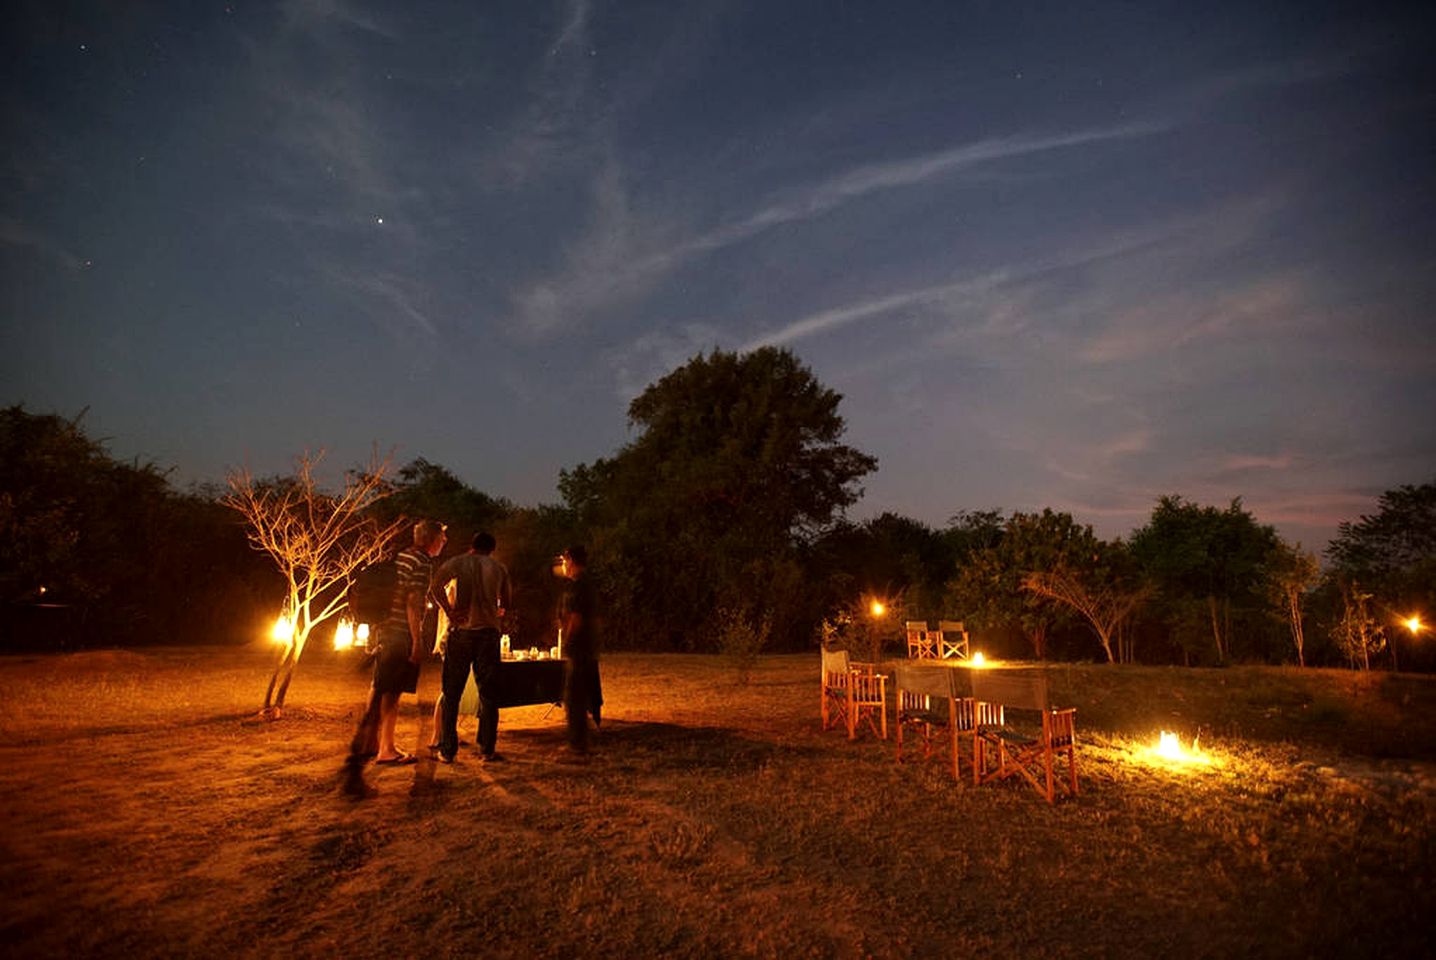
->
<box><xmin>1144</xmin><ymin>730</ymin><xmax>1212</xmax><ymax>769</ymax></box>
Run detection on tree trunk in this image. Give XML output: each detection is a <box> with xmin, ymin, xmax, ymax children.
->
<box><xmin>262</xmin><ymin>644</ymin><xmax>294</xmax><ymax>714</ymax></box>
<box><xmin>1207</xmin><ymin>595</ymin><xmax>1225</xmax><ymax>662</ymax></box>
<box><xmin>273</xmin><ymin>632</ymin><xmax>310</xmax><ymax>710</ymax></box>
<box><xmin>1030</xmin><ymin>623</ymin><xmax>1047</xmax><ymax>660</ymax></box>
<box><xmin>1095</xmin><ymin>627</ymin><xmax>1115</xmax><ymax>663</ymax></box>
<box><xmin>1288</xmin><ymin>590</ymin><xmax>1305</xmax><ymax>667</ymax></box>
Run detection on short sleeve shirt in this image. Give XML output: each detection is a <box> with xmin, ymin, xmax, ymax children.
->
<box><xmin>388</xmin><ymin>547</ymin><xmax>435</xmax><ymax>627</ymax></box>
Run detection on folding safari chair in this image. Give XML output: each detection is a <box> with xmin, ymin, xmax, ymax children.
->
<box><xmin>894</xmin><ymin>664</ymin><xmax>976</xmax><ymax>781</ymax></box>
<box><xmin>906</xmin><ymin>621</ymin><xmax>937</xmax><ymax>659</ymax></box>
<box><xmin>971</xmin><ymin>671</ymin><xmax>1078</xmax><ymax>804</ymax></box>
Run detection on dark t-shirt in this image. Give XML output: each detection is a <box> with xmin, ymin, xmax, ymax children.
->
<box><xmin>564</xmin><ymin>573</ymin><xmax>598</xmax><ymax>660</ymax></box>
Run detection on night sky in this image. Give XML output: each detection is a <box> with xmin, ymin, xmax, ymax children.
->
<box><xmin>4</xmin><ymin>1</ymin><xmax>1433</xmax><ymax>550</ymax></box>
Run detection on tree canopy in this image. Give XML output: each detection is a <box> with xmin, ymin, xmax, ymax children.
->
<box><xmin>560</xmin><ymin>347</ymin><xmax>876</xmax><ymax>650</ymax></box>
<box><xmin>1129</xmin><ymin>495</ymin><xmax>1279</xmax><ymax>663</ymax></box>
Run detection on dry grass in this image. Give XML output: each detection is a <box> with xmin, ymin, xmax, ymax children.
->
<box><xmin>0</xmin><ymin>646</ymin><xmax>1432</xmax><ymax>958</ymax></box>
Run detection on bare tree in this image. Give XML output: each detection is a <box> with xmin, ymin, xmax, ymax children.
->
<box><xmin>1267</xmin><ymin>540</ymin><xmax>1319</xmax><ymax>666</ymax></box>
<box><xmin>225</xmin><ymin>449</ymin><xmax>408</xmax><ymax>718</ymax></box>
<box><xmin>1023</xmin><ymin>564</ymin><xmax>1150</xmax><ymax>664</ymax></box>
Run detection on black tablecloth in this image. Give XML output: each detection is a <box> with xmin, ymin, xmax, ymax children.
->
<box><xmin>488</xmin><ymin>659</ymin><xmax>565</xmax><ymax>708</ymax></box>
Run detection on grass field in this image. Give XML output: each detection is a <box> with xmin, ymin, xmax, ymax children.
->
<box><xmin>1</xmin><ymin>645</ymin><xmax>1432</xmax><ymax>958</ymax></box>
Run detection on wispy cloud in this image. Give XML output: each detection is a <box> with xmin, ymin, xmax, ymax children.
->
<box><xmin>516</xmin><ymin>120</ymin><xmax>1169</xmax><ymax>340</ymax></box>
<box><xmin>510</xmin><ymin>159</ymin><xmax>666</xmax><ymax>336</ymax></box>
<box><xmin>0</xmin><ymin>216</ymin><xmax>82</xmax><ymax>270</ymax></box>
<box><xmin>681</xmin><ymin>122</ymin><xmax>1166</xmax><ymax>258</ymax></box>
<box><xmin>487</xmin><ymin>0</ymin><xmax>598</xmax><ymax>184</ymax></box>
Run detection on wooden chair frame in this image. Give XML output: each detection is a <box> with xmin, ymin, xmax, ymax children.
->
<box><xmin>894</xmin><ymin>664</ymin><xmax>976</xmax><ymax>780</ymax></box>
<box><xmin>906</xmin><ymin>621</ymin><xmax>937</xmax><ymax>660</ymax></box>
<box><xmin>821</xmin><ymin>647</ymin><xmax>889</xmax><ymax>740</ymax></box>
<box><xmin>936</xmin><ymin>620</ymin><xmax>970</xmax><ymax>660</ymax></box>
<box><xmin>971</xmin><ymin>671</ymin><xmax>1078</xmax><ymax>804</ymax></box>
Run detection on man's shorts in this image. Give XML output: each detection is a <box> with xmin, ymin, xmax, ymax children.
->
<box><xmin>373</xmin><ymin>625</ymin><xmax>420</xmax><ymax>695</ymax></box>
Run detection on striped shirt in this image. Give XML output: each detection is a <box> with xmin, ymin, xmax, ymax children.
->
<box><xmin>388</xmin><ymin>547</ymin><xmax>435</xmax><ymax>627</ymax></box>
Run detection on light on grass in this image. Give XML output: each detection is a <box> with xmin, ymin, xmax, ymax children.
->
<box><xmin>1144</xmin><ymin>730</ymin><xmax>1211</xmax><ymax>769</ymax></box>
<box><xmin>971</xmin><ymin>651</ymin><xmax>987</xmax><ymax>667</ymax></box>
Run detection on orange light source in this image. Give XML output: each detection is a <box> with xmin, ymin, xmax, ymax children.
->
<box><xmin>1404</xmin><ymin>615</ymin><xmax>1424</xmax><ymax>634</ymax></box>
<box><xmin>270</xmin><ymin>614</ymin><xmax>294</xmax><ymax>645</ymax></box>
<box><xmin>971</xmin><ymin>651</ymin><xmax>986</xmax><ymax>667</ymax></box>
<box><xmin>870</xmin><ymin>600</ymin><xmax>886</xmax><ymax>618</ymax></box>
<box><xmin>333</xmin><ymin>619</ymin><xmax>355</xmax><ymax>651</ymax></box>
<box><xmin>1144</xmin><ymin>730</ymin><xmax>1211</xmax><ymax>768</ymax></box>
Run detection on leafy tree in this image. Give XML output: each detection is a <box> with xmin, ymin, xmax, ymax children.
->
<box><xmin>379</xmin><ymin>458</ymin><xmax>513</xmax><ymax>544</ymax></box>
<box><xmin>945</xmin><ymin>509</ymin><xmax>1096</xmax><ymax>659</ymax></box>
<box><xmin>0</xmin><ymin>406</ymin><xmax>275</xmax><ymax>649</ymax></box>
<box><xmin>1333</xmin><ymin>578</ymin><xmax>1386</xmax><ymax>670</ymax></box>
<box><xmin>1129</xmin><ymin>496</ymin><xmax>1279</xmax><ymax>664</ymax></box>
<box><xmin>225</xmin><ymin>450</ymin><xmax>408</xmax><ymax>717</ymax></box>
<box><xmin>1327</xmin><ymin>481</ymin><xmax>1436</xmax><ymax>667</ymax></box>
<box><xmin>942</xmin><ymin>509</ymin><xmax>1006</xmax><ymax>562</ymax></box>
<box><xmin>560</xmin><ymin>347</ymin><xmax>876</xmax><ymax>650</ymax></box>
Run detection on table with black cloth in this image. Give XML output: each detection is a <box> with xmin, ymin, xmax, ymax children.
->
<box><xmin>455</xmin><ymin>657</ymin><xmax>565</xmax><ymax>710</ymax></box>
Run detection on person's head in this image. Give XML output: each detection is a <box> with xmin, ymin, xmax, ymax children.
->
<box><xmin>561</xmin><ymin>544</ymin><xmax>588</xmax><ymax>578</ymax></box>
<box><xmin>414</xmin><ymin>519</ymin><xmax>447</xmax><ymax>556</ymax></box>
<box><xmin>472</xmin><ymin>531</ymin><xmax>496</xmax><ymax>554</ymax></box>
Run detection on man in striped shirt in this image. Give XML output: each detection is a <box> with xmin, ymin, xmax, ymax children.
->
<box><xmin>344</xmin><ymin>519</ymin><xmax>446</xmax><ymax>794</ymax></box>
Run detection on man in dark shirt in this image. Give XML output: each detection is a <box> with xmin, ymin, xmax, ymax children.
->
<box><xmin>559</xmin><ymin>544</ymin><xmax>602</xmax><ymax>757</ymax></box>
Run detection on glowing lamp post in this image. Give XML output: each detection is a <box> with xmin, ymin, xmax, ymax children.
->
<box><xmin>1404</xmin><ymin>615</ymin><xmax>1424</xmax><ymax>635</ymax></box>
<box><xmin>869</xmin><ymin>599</ymin><xmax>886</xmax><ymax>618</ymax></box>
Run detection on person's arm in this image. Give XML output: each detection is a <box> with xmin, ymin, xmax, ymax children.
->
<box><xmin>406</xmin><ymin>587</ymin><xmax>426</xmax><ymax>662</ymax></box>
<box><xmin>430</xmin><ymin>559</ymin><xmax>456</xmax><ymax>619</ymax></box>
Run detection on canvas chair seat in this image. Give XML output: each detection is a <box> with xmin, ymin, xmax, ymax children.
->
<box><xmin>971</xmin><ymin>670</ymin><xmax>1079</xmax><ymax>804</ymax></box>
<box><xmin>894</xmin><ymin>664</ymin><xmax>976</xmax><ymax>780</ymax></box>
<box><xmin>936</xmin><ymin>620</ymin><xmax>969</xmax><ymax>660</ymax></box>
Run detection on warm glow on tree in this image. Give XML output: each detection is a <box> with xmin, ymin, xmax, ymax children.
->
<box><xmin>225</xmin><ymin>448</ymin><xmax>407</xmax><ymax>719</ymax></box>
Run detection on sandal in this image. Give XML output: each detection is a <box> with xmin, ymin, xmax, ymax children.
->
<box><xmin>375</xmin><ymin>751</ymin><xmax>417</xmax><ymax>766</ymax></box>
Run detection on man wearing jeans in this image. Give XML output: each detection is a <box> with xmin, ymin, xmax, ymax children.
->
<box><xmin>432</xmin><ymin>531</ymin><xmax>511</xmax><ymax>763</ymax></box>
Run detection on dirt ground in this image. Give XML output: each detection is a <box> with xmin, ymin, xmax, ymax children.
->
<box><xmin>0</xmin><ymin>646</ymin><xmax>1432</xmax><ymax>958</ymax></box>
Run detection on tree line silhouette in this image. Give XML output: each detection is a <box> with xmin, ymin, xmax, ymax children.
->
<box><xmin>3</xmin><ymin>349</ymin><xmax>1431</xmax><ymax>670</ymax></box>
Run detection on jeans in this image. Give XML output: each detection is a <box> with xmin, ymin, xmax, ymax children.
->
<box><xmin>440</xmin><ymin>627</ymin><xmax>501</xmax><ymax>758</ymax></box>
<box><xmin>564</xmin><ymin>656</ymin><xmax>602</xmax><ymax>752</ymax></box>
